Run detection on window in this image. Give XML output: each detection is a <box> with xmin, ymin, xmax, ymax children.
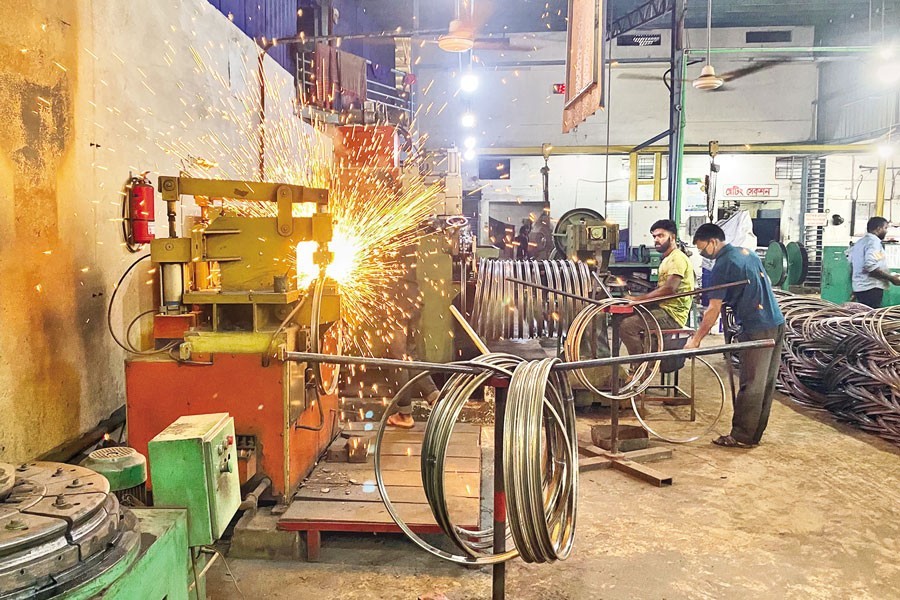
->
<box><xmin>775</xmin><ymin>156</ymin><xmax>803</xmax><ymax>180</ymax></box>
<box><xmin>479</xmin><ymin>158</ymin><xmax>510</xmax><ymax>180</ymax></box>
<box><xmin>746</xmin><ymin>31</ymin><xmax>792</xmax><ymax>44</ymax></box>
<box><xmin>637</xmin><ymin>154</ymin><xmax>655</xmax><ymax>180</ymax></box>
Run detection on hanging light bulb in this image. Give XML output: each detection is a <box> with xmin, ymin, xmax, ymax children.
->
<box><xmin>461</xmin><ymin>112</ymin><xmax>476</xmax><ymax>128</ymax></box>
<box><xmin>460</xmin><ymin>71</ymin><xmax>479</xmax><ymax>93</ymax></box>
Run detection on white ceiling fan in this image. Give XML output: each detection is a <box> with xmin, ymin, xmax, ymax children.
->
<box><xmin>693</xmin><ymin>0</ymin><xmax>725</xmax><ymax>90</ymax></box>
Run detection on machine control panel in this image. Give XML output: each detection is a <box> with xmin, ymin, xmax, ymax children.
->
<box><xmin>148</xmin><ymin>413</ymin><xmax>241</xmax><ymax>547</ymax></box>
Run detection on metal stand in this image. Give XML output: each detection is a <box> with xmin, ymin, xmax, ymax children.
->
<box><xmin>577</xmin><ymin>310</ymin><xmax>674</xmax><ymax>487</ymax></box>
<box><xmin>490</xmin><ymin>378</ymin><xmax>508</xmax><ymax>600</ymax></box>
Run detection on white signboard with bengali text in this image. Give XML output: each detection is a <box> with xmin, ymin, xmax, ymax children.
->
<box><xmin>723</xmin><ymin>184</ymin><xmax>779</xmax><ymax>198</ymax></box>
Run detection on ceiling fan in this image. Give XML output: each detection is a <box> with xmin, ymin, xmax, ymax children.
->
<box><xmin>617</xmin><ymin>58</ymin><xmax>789</xmax><ymax>91</ymax></box>
<box><xmin>693</xmin><ymin>0</ymin><xmax>724</xmax><ymax>89</ymax></box>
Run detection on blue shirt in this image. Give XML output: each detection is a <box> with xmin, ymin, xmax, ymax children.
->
<box><xmin>847</xmin><ymin>233</ymin><xmax>888</xmax><ymax>292</ymax></box>
<box><xmin>709</xmin><ymin>244</ymin><xmax>784</xmax><ymax>333</ymax></box>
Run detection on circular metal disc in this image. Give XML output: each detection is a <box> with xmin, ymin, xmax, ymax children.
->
<box><xmin>553</xmin><ymin>208</ymin><xmax>604</xmax><ymax>253</ymax></box>
<box><xmin>785</xmin><ymin>241</ymin><xmax>809</xmax><ymax>286</ymax></box>
<box><xmin>763</xmin><ymin>241</ymin><xmax>788</xmax><ymax>286</ymax></box>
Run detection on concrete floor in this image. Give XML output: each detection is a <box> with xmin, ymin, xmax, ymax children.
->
<box><xmin>208</xmin><ymin>340</ymin><xmax>900</xmax><ymax>599</ymax></box>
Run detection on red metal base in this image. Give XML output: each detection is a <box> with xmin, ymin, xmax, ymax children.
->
<box><xmin>126</xmin><ymin>354</ymin><xmax>337</xmax><ymax>502</ymax></box>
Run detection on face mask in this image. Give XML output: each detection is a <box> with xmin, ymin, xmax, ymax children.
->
<box><xmin>699</xmin><ymin>243</ymin><xmax>715</xmax><ymax>259</ymax></box>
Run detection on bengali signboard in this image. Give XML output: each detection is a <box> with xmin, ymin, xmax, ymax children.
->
<box><xmin>723</xmin><ymin>184</ymin><xmax>780</xmax><ymax>198</ymax></box>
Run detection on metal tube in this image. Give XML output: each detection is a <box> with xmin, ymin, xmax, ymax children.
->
<box><xmin>286</xmin><ymin>339</ymin><xmax>774</xmax><ymax>375</ymax></box>
<box><xmin>238</xmin><ymin>477</ymin><xmax>272</xmax><ymax>512</ymax></box>
<box><xmin>554</xmin><ymin>339</ymin><xmax>775</xmax><ymax>372</ymax></box>
<box><xmin>161</xmin><ymin>263</ymin><xmax>184</xmax><ymax>313</ymax></box>
<box><xmin>506</xmin><ymin>277</ymin><xmax>749</xmax><ymax>307</ymax></box>
<box><xmin>875</xmin><ymin>156</ymin><xmax>887</xmax><ymax>217</ymax></box>
<box><xmin>281</xmin><ymin>351</ymin><xmax>484</xmax><ymax>374</ymax></box>
<box><xmin>492</xmin><ymin>385</ymin><xmax>507</xmax><ymax>599</ymax></box>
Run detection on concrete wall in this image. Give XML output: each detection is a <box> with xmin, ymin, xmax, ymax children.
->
<box><xmin>0</xmin><ymin>0</ymin><xmax>328</xmax><ymax>462</ymax></box>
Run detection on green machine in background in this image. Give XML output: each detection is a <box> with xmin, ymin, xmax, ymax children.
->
<box><xmin>821</xmin><ymin>245</ymin><xmax>900</xmax><ymax>306</ymax></box>
<box><xmin>763</xmin><ymin>241</ymin><xmax>809</xmax><ymax>290</ymax></box>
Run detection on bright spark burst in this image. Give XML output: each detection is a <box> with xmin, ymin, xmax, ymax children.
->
<box><xmin>162</xmin><ymin>45</ymin><xmax>442</xmax><ymax>357</ymax></box>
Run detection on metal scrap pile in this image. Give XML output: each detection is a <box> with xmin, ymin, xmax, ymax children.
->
<box><xmin>775</xmin><ymin>291</ymin><xmax>900</xmax><ymax>445</ymax></box>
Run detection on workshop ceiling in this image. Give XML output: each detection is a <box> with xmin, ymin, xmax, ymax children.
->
<box><xmin>352</xmin><ymin>0</ymin><xmax>882</xmax><ymax>35</ymax></box>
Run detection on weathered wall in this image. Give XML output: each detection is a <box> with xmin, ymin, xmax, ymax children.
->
<box><xmin>0</xmin><ymin>0</ymin><xmax>328</xmax><ymax>462</ymax></box>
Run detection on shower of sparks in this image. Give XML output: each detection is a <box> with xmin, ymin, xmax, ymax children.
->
<box><xmin>157</xmin><ymin>43</ymin><xmax>442</xmax><ymax>359</ymax></box>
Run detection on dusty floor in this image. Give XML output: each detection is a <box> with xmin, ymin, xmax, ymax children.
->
<box><xmin>208</xmin><ymin>338</ymin><xmax>900</xmax><ymax>599</ymax></box>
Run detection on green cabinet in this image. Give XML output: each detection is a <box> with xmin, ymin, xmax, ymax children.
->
<box><xmin>148</xmin><ymin>413</ymin><xmax>241</xmax><ymax>547</ymax></box>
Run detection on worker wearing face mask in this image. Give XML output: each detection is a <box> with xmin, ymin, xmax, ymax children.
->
<box><xmin>685</xmin><ymin>223</ymin><xmax>784</xmax><ymax>448</ymax></box>
<box><xmin>847</xmin><ymin>216</ymin><xmax>900</xmax><ymax>309</ymax></box>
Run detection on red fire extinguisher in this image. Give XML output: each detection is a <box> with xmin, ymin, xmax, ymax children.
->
<box><xmin>127</xmin><ymin>173</ymin><xmax>155</xmax><ymax>247</ymax></box>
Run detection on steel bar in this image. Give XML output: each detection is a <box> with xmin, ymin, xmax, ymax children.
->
<box><xmin>555</xmin><ymin>339</ymin><xmax>776</xmax><ymax>371</ymax></box>
<box><xmin>281</xmin><ymin>351</ymin><xmax>484</xmax><ymax>374</ymax></box>
<box><xmin>506</xmin><ymin>277</ymin><xmax>748</xmax><ymax>307</ymax></box>
<box><xmin>285</xmin><ymin>340</ymin><xmax>773</xmax><ymax>375</ymax></box>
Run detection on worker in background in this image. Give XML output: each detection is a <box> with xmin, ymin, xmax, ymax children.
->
<box><xmin>848</xmin><ymin>216</ymin><xmax>900</xmax><ymax>309</ymax></box>
<box><xmin>620</xmin><ymin>219</ymin><xmax>695</xmax><ymax>355</ymax></box>
<box><xmin>685</xmin><ymin>223</ymin><xmax>784</xmax><ymax>448</ymax></box>
<box><xmin>515</xmin><ymin>221</ymin><xmax>532</xmax><ymax>259</ymax></box>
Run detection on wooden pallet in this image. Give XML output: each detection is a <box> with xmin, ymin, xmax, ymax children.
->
<box><xmin>278</xmin><ymin>421</ymin><xmax>482</xmax><ymax>560</ymax></box>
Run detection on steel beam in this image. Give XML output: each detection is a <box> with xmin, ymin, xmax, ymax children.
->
<box><xmin>607</xmin><ymin>0</ymin><xmax>676</xmax><ymax>40</ymax></box>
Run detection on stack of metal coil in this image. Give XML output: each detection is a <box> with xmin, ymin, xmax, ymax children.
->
<box><xmin>374</xmin><ymin>353</ymin><xmax>578</xmax><ymax>565</ymax></box>
<box><xmin>775</xmin><ymin>291</ymin><xmax>900</xmax><ymax>445</ymax></box>
<box><xmin>471</xmin><ymin>259</ymin><xmax>593</xmax><ymax>339</ymax></box>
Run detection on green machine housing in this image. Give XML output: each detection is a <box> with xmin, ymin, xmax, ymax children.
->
<box><xmin>821</xmin><ymin>245</ymin><xmax>900</xmax><ymax>306</ymax></box>
<box><xmin>148</xmin><ymin>413</ymin><xmax>241</xmax><ymax>547</ymax></box>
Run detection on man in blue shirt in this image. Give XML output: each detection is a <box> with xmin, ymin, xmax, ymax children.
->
<box><xmin>685</xmin><ymin>223</ymin><xmax>785</xmax><ymax>448</ymax></box>
<box><xmin>847</xmin><ymin>217</ymin><xmax>900</xmax><ymax>309</ymax></box>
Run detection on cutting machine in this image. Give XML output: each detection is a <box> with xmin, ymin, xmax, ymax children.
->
<box><xmin>124</xmin><ymin>176</ymin><xmax>341</xmax><ymax>503</ymax></box>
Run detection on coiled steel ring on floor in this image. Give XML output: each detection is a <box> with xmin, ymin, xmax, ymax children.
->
<box><xmin>775</xmin><ymin>290</ymin><xmax>900</xmax><ymax>446</ymax></box>
<box><xmin>374</xmin><ymin>353</ymin><xmax>578</xmax><ymax>565</ymax></box>
<box><xmin>563</xmin><ymin>298</ymin><xmax>663</xmax><ymax>401</ymax></box>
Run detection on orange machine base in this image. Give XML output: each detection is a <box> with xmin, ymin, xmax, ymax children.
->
<box><xmin>125</xmin><ymin>354</ymin><xmax>337</xmax><ymax>503</ymax></box>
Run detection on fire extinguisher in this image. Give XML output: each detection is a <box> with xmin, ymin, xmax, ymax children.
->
<box><xmin>125</xmin><ymin>173</ymin><xmax>155</xmax><ymax>251</ymax></box>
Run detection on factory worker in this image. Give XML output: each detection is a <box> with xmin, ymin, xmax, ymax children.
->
<box><xmin>847</xmin><ymin>216</ymin><xmax>900</xmax><ymax>309</ymax></box>
<box><xmin>620</xmin><ymin>219</ymin><xmax>695</xmax><ymax>355</ymax></box>
<box><xmin>685</xmin><ymin>223</ymin><xmax>784</xmax><ymax>448</ymax></box>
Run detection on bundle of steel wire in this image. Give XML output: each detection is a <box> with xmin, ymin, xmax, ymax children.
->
<box><xmin>775</xmin><ymin>291</ymin><xmax>900</xmax><ymax>445</ymax></box>
<box><xmin>563</xmin><ymin>297</ymin><xmax>664</xmax><ymax>401</ymax></box>
<box><xmin>471</xmin><ymin>259</ymin><xmax>592</xmax><ymax>340</ymax></box>
<box><xmin>374</xmin><ymin>352</ymin><xmax>577</xmax><ymax>565</ymax></box>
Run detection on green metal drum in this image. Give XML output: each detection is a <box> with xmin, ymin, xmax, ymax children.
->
<box><xmin>763</xmin><ymin>241</ymin><xmax>788</xmax><ymax>287</ymax></box>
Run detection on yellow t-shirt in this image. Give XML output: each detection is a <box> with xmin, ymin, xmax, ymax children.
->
<box><xmin>658</xmin><ymin>249</ymin><xmax>695</xmax><ymax>326</ymax></box>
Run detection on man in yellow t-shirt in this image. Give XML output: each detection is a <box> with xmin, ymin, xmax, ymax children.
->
<box><xmin>619</xmin><ymin>219</ymin><xmax>696</xmax><ymax>356</ymax></box>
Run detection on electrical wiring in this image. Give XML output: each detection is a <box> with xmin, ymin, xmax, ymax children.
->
<box><xmin>106</xmin><ymin>253</ymin><xmax>175</xmax><ymax>355</ymax></box>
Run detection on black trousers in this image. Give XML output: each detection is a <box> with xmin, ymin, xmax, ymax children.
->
<box><xmin>854</xmin><ymin>288</ymin><xmax>884</xmax><ymax>309</ymax></box>
<box><xmin>731</xmin><ymin>324</ymin><xmax>785</xmax><ymax>445</ymax></box>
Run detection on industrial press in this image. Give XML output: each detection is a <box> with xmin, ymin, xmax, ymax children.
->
<box><xmin>124</xmin><ymin>176</ymin><xmax>341</xmax><ymax>503</ymax></box>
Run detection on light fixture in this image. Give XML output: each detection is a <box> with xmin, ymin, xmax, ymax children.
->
<box><xmin>438</xmin><ymin>19</ymin><xmax>475</xmax><ymax>53</ymax></box>
<box><xmin>464</xmin><ymin>137</ymin><xmax>477</xmax><ymax>149</ymax></box>
<box><xmin>877</xmin><ymin>143</ymin><xmax>895</xmax><ymax>159</ymax></box>
<box><xmin>461</xmin><ymin>112</ymin><xmax>476</xmax><ymax>128</ymax></box>
<box><xmin>876</xmin><ymin>59</ymin><xmax>900</xmax><ymax>86</ymax></box>
<box><xmin>693</xmin><ymin>0</ymin><xmax>725</xmax><ymax>91</ymax></box>
<box><xmin>463</xmin><ymin>149</ymin><xmax>476</xmax><ymax>161</ymax></box>
<box><xmin>460</xmin><ymin>72</ymin><xmax>479</xmax><ymax>93</ymax></box>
